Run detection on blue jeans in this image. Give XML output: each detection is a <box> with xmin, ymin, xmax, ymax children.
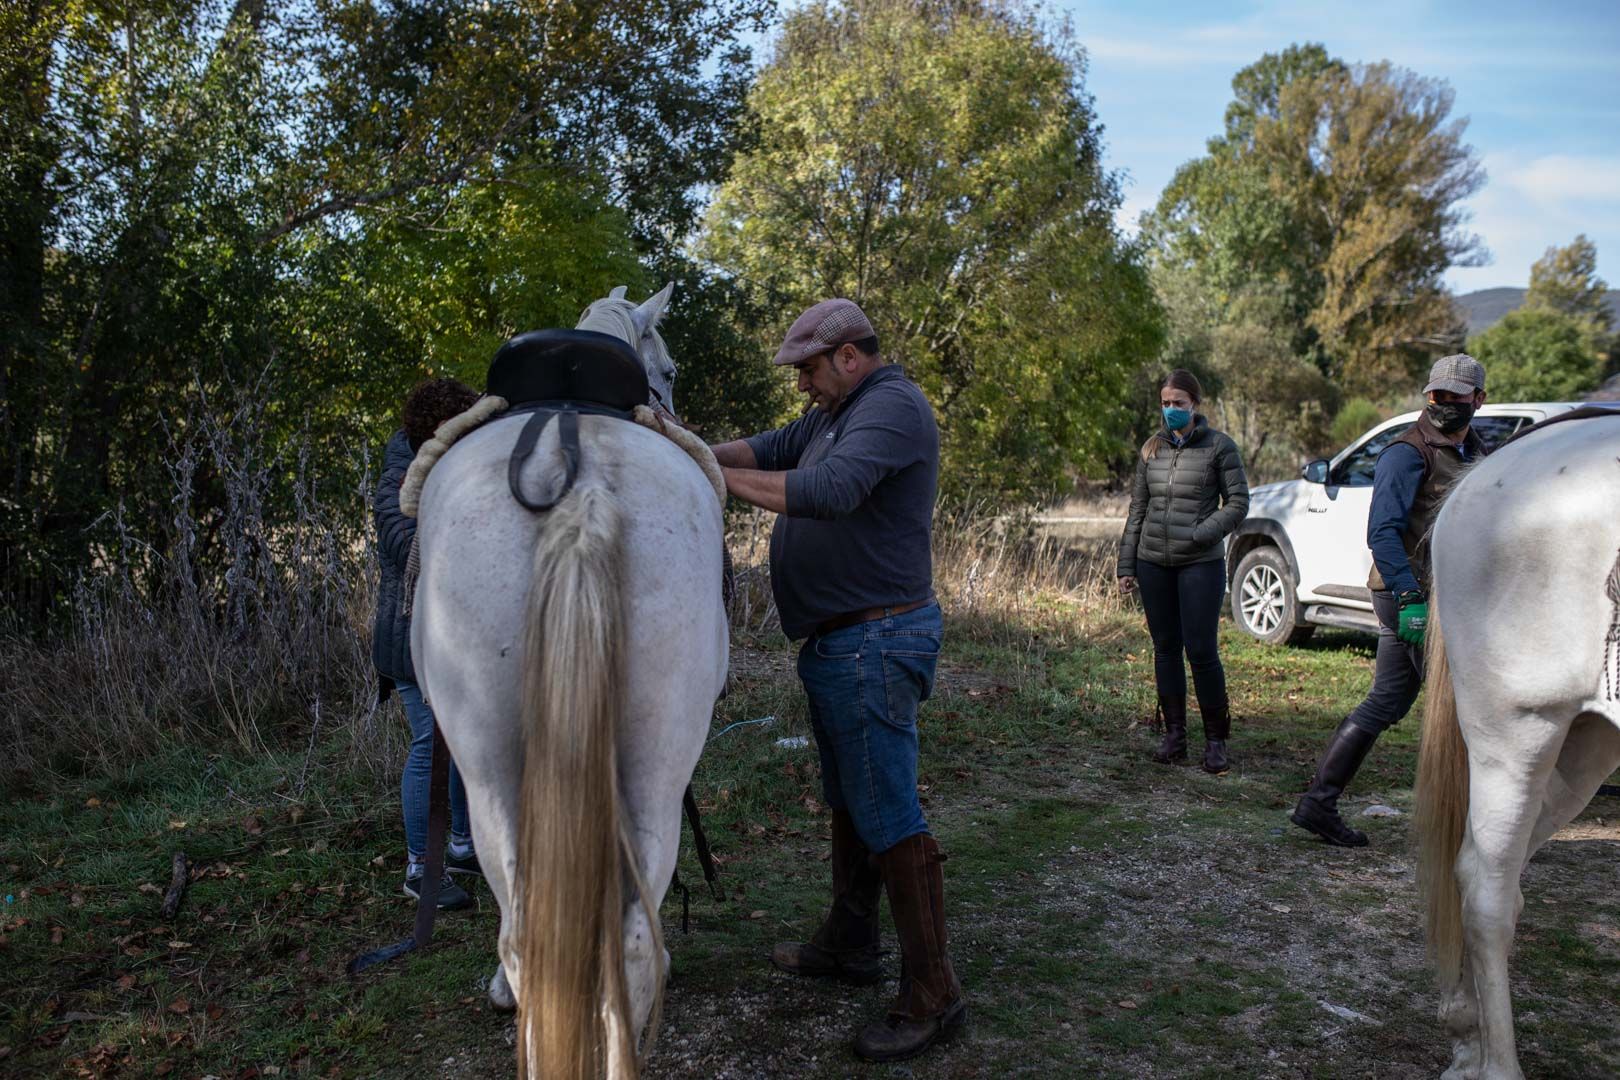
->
<box><xmin>396</xmin><ymin>678</ymin><xmax>471</xmax><ymax>859</ymax></box>
<box><xmin>796</xmin><ymin>602</ymin><xmax>943</xmax><ymax>854</ymax></box>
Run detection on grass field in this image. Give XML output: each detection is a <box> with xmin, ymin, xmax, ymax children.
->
<box><xmin>5</xmin><ymin>563</ymin><xmax>1620</xmax><ymax>1078</ymax></box>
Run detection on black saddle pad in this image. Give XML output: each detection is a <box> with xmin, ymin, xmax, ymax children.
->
<box><xmin>487</xmin><ymin>329</ymin><xmax>649</xmax><ymax>412</ymax></box>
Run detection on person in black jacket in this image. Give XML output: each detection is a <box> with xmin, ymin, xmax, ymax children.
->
<box><xmin>374</xmin><ymin>377</ymin><xmax>481</xmax><ymax>909</ymax></box>
<box><xmin>1117</xmin><ymin>370</ymin><xmax>1250</xmax><ymax>773</ymax></box>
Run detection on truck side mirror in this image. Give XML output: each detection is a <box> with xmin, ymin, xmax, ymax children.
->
<box><xmin>1301</xmin><ymin>459</ymin><xmax>1330</xmax><ymax>484</ymax></box>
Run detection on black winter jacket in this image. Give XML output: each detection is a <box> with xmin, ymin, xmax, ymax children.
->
<box><xmin>1117</xmin><ymin>415</ymin><xmax>1249</xmax><ymax>576</ymax></box>
<box><xmin>372</xmin><ymin>430</ymin><xmax>417</xmax><ymax>688</ymax></box>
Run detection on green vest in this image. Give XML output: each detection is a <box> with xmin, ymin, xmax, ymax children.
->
<box><xmin>1367</xmin><ymin>413</ymin><xmax>1488</xmax><ymax>593</ymax></box>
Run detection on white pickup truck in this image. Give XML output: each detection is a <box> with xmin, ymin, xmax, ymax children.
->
<box><xmin>1228</xmin><ymin>401</ymin><xmax>1619</xmax><ymax>645</ymax></box>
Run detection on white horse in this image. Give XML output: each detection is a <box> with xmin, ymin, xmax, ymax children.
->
<box><xmin>410</xmin><ymin>285</ymin><xmax>729</xmax><ymax>1078</ymax></box>
<box><xmin>1415</xmin><ymin>413</ymin><xmax>1620</xmax><ymax>1080</ymax></box>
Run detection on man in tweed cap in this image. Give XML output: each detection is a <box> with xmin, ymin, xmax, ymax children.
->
<box><xmin>1293</xmin><ymin>354</ymin><xmax>1489</xmax><ymax>848</ymax></box>
<box><xmin>711</xmin><ymin>298</ymin><xmax>965</xmax><ymax>1061</ymax></box>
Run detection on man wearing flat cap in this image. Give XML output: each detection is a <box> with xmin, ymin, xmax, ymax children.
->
<box><xmin>1292</xmin><ymin>354</ymin><xmax>1489</xmax><ymax>848</ymax></box>
<box><xmin>711</xmin><ymin>298</ymin><xmax>964</xmax><ymax>1061</ymax></box>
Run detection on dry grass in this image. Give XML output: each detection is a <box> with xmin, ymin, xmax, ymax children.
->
<box><xmin>2</xmin><ymin>429</ymin><xmax>1122</xmax><ymax>792</ymax></box>
<box><xmin>0</xmin><ymin>405</ymin><xmax>391</xmax><ymax>788</ymax></box>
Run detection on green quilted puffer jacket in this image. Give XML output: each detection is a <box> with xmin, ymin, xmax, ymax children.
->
<box><xmin>1117</xmin><ymin>415</ymin><xmax>1249</xmax><ymax>576</ymax></box>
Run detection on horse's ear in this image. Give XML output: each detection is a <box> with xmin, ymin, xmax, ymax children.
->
<box><xmin>608</xmin><ymin>285</ymin><xmax>628</xmax><ymax>300</ymax></box>
<box><xmin>631</xmin><ymin>282</ymin><xmax>675</xmax><ymax>337</ymax></box>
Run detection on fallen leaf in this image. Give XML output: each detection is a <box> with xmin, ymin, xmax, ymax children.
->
<box><xmin>747</xmin><ymin>909</ymin><xmax>766</xmax><ymax>920</ymax></box>
<box><xmin>49</xmin><ymin>926</ymin><xmax>64</xmax><ymax>945</ymax></box>
<box><xmin>168</xmin><ymin>998</ymin><xmax>191</xmax><ymax>1015</ymax></box>
<box><xmin>154</xmin><ymin>1062</ymin><xmax>175</xmax><ymax>1076</ymax></box>
<box><xmin>1116</xmin><ymin>1000</ymin><xmax>1138</xmax><ymax>1010</ymax></box>
<box><xmin>138</xmin><ymin>882</ymin><xmax>162</xmax><ymax>895</ymax></box>
<box><xmin>167</xmin><ymin>940</ymin><xmax>193</xmax><ymax>949</ymax></box>
<box><xmin>370</xmin><ymin>855</ymin><xmax>386</xmax><ymax>867</ymax></box>
<box><xmin>1271</xmin><ymin>905</ymin><xmax>1292</xmax><ymax>914</ymax></box>
<box><xmin>243</xmin><ymin>816</ymin><xmax>264</xmax><ymax>836</ymax></box>
<box><xmin>85</xmin><ymin>798</ymin><xmax>101</xmax><ymax>808</ymax></box>
<box><xmin>116</xmin><ymin>975</ymin><xmax>136</xmax><ymax>991</ymax></box>
<box><xmin>270</xmin><ymin>848</ymin><xmax>292</xmax><ymax>858</ymax></box>
<box><xmin>206</xmin><ymin>1004</ymin><xmax>225</xmax><ymax>1021</ymax></box>
<box><xmin>168</xmin><ymin>820</ymin><xmax>187</xmax><ymax>830</ymax></box>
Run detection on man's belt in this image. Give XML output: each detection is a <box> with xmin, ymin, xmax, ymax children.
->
<box><xmin>815</xmin><ymin>597</ymin><xmax>933</xmax><ymax>636</ymax></box>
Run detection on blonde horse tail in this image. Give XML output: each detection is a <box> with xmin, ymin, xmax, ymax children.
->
<box><xmin>515</xmin><ymin>485</ymin><xmax>659</xmax><ymax>1078</ymax></box>
<box><xmin>1415</xmin><ymin>599</ymin><xmax>1468</xmax><ymax>992</ymax></box>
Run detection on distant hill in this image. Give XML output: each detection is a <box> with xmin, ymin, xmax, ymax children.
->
<box><xmin>1455</xmin><ymin>287</ymin><xmax>1620</xmax><ymax>337</ymax></box>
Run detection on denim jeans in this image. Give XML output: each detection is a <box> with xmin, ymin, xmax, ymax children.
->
<box><xmin>395</xmin><ymin>678</ymin><xmax>471</xmax><ymax>859</ymax></box>
<box><xmin>1136</xmin><ymin>557</ymin><xmax>1229</xmax><ymax>712</ymax></box>
<box><xmin>796</xmin><ymin>602</ymin><xmax>943</xmax><ymax>854</ymax></box>
<box><xmin>1345</xmin><ymin>590</ymin><xmax>1424</xmax><ymax>736</ymax></box>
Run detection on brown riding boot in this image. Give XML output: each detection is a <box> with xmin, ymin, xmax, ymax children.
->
<box><xmin>1152</xmin><ymin>696</ymin><xmax>1188</xmax><ymax>764</ymax></box>
<box><xmin>771</xmin><ymin>809</ymin><xmax>884</xmax><ymax>985</ymax></box>
<box><xmin>854</xmin><ymin>833</ymin><xmax>967</xmax><ymax>1063</ymax></box>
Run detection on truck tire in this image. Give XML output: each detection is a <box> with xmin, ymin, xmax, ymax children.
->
<box><xmin>1231</xmin><ymin>546</ymin><xmax>1315</xmax><ymax>646</ymax></box>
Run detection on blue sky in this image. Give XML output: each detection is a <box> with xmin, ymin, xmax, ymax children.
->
<box><xmin>1057</xmin><ymin>0</ymin><xmax>1620</xmax><ymax>293</ymax></box>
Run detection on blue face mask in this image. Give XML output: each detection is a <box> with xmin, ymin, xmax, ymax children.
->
<box><xmin>1162</xmin><ymin>406</ymin><xmax>1192</xmax><ymax>430</ymax></box>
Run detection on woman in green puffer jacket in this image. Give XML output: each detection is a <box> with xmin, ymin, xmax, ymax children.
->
<box><xmin>1117</xmin><ymin>369</ymin><xmax>1250</xmax><ymax>774</ymax></box>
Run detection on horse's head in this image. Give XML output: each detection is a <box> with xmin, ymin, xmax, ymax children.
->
<box><xmin>577</xmin><ymin>284</ymin><xmax>677</xmax><ymax>412</ymax></box>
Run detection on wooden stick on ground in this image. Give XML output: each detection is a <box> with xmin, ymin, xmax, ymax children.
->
<box><xmin>160</xmin><ymin>851</ymin><xmax>189</xmax><ymax>922</ymax></box>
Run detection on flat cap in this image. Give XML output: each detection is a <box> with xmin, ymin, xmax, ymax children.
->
<box><xmin>1423</xmin><ymin>353</ymin><xmax>1486</xmax><ymax>396</ymax></box>
<box><xmin>772</xmin><ymin>299</ymin><xmax>876</xmax><ymax>366</ymax></box>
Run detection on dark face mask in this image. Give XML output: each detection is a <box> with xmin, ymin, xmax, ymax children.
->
<box><xmin>1426</xmin><ymin>400</ymin><xmax>1475</xmax><ymax>435</ymax></box>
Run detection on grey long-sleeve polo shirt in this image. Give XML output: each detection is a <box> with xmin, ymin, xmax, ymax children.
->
<box><xmin>744</xmin><ymin>364</ymin><xmax>939</xmax><ymax>640</ymax></box>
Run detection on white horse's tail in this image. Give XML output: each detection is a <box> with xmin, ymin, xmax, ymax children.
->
<box><xmin>1415</xmin><ymin>601</ymin><xmax>1468</xmax><ymax>991</ymax></box>
<box><xmin>515</xmin><ymin>485</ymin><xmax>660</xmax><ymax>1079</ymax></box>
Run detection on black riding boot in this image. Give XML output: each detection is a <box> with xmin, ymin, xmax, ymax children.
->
<box><xmin>1200</xmin><ymin>701</ymin><xmax>1231</xmax><ymax>775</ymax></box>
<box><xmin>1152</xmin><ymin>696</ymin><xmax>1188</xmax><ymax>765</ymax></box>
<box><xmin>1291</xmin><ymin>718</ymin><xmax>1379</xmax><ymax>847</ymax></box>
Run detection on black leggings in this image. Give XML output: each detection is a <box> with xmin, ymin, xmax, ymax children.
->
<box><xmin>1136</xmin><ymin>557</ymin><xmax>1228</xmax><ymax>711</ymax></box>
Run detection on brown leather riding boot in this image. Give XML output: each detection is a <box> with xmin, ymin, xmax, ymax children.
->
<box><xmin>854</xmin><ymin>833</ymin><xmax>966</xmax><ymax>1063</ymax></box>
<box><xmin>1152</xmin><ymin>696</ymin><xmax>1188</xmax><ymax>764</ymax></box>
<box><xmin>771</xmin><ymin>810</ymin><xmax>884</xmax><ymax>985</ymax></box>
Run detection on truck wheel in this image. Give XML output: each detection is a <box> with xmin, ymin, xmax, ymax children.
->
<box><xmin>1232</xmin><ymin>546</ymin><xmax>1314</xmax><ymax>646</ymax></box>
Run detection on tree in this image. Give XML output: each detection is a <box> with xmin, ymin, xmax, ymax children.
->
<box><xmin>0</xmin><ymin>0</ymin><xmax>768</xmax><ymax>613</ymax></box>
<box><xmin>701</xmin><ymin>0</ymin><xmax>1162</xmax><ymax>503</ymax></box>
<box><xmin>1147</xmin><ymin>45</ymin><xmax>1483</xmax><ymax>396</ymax></box>
<box><xmin>1525</xmin><ymin>235</ymin><xmax>1611</xmax><ymax>333</ymax></box>
<box><xmin>1467</xmin><ymin>308</ymin><xmax>1604</xmax><ymax>402</ymax></box>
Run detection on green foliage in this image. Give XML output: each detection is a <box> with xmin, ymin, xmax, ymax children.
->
<box><xmin>1148</xmin><ymin>47</ymin><xmax>1482</xmax><ymax>379</ymax></box>
<box><xmin>1467</xmin><ymin>308</ymin><xmax>1605</xmax><ymax>402</ymax></box>
<box><xmin>701</xmin><ymin>0</ymin><xmax>1162</xmax><ymax>504</ymax></box>
<box><xmin>1144</xmin><ymin>42</ymin><xmax>1484</xmax><ymax>478</ymax></box>
<box><xmin>1525</xmin><ymin>234</ymin><xmax>1612</xmax><ymax>333</ymax></box>
<box><xmin>1330</xmin><ymin>398</ymin><xmax>1385</xmax><ymax>449</ymax></box>
<box><xmin>0</xmin><ymin>0</ymin><xmax>770</xmax><ymax>613</ymax></box>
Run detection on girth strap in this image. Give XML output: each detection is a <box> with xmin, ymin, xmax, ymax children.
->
<box><xmin>506</xmin><ymin>401</ymin><xmax>634</xmax><ymax>513</ymax></box>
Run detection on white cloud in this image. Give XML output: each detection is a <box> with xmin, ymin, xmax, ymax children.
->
<box><xmin>1502</xmin><ymin>155</ymin><xmax>1620</xmax><ymax>205</ymax></box>
<box><xmin>1446</xmin><ymin>152</ymin><xmax>1620</xmax><ymax>291</ymax></box>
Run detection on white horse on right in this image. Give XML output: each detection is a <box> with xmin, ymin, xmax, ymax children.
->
<box><xmin>1416</xmin><ymin>411</ymin><xmax>1620</xmax><ymax>1080</ymax></box>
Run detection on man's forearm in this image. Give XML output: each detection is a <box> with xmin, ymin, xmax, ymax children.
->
<box><xmin>711</xmin><ymin>439</ymin><xmax>758</xmax><ymax>469</ymax></box>
<box><xmin>723</xmin><ymin>467</ymin><xmax>789</xmax><ymax>514</ymax></box>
